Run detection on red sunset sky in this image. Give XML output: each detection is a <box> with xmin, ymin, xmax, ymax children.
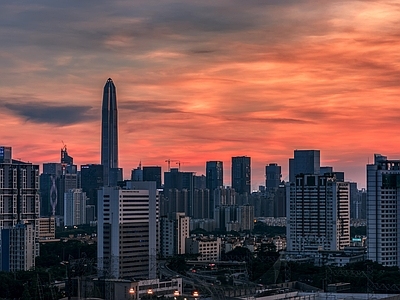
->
<box><xmin>0</xmin><ymin>0</ymin><xmax>399</xmax><ymax>189</ymax></box>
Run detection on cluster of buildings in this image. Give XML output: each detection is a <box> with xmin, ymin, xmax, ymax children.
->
<box><xmin>0</xmin><ymin>78</ymin><xmax>399</xmax><ymax>298</ymax></box>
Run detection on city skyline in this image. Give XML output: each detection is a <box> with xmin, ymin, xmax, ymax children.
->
<box><xmin>1</xmin><ymin>1</ymin><xmax>399</xmax><ymax>188</ymax></box>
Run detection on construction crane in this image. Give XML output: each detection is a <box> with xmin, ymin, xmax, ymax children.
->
<box><xmin>176</xmin><ymin>161</ymin><xmax>190</xmax><ymax>171</ymax></box>
<box><xmin>165</xmin><ymin>159</ymin><xmax>180</xmax><ymax>172</ymax></box>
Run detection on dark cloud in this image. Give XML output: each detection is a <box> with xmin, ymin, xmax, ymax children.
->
<box><xmin>119</xmin><ymin>100</ymin><xmax>185</xmax><ymax>114</ymax></box>
<box><xmin>3</xmin><ymin>102</ymin><xmax>95</xmax><ymax>126</ymax></box>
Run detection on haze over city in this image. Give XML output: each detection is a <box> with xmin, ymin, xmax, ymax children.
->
<box><xmin>1</xmin><ymin>0</ymin><xmax>399</xmax><ymax>188</ymax></box>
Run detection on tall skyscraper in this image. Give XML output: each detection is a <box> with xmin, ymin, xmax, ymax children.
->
<box><xmin>101</xmin><ymin>78</ymin><xmax>119</xmax><ymax>186</ymax></box>
<box><xmin>286</xmin><ymin>174</ymin><xmax>350</xmax><ymax>252</ymax></box>
<box><xmin>265</xmin><ymin>163</ymin><xmax>281</xmax><ymax>189</ymax></box>
<box><xmin>367</xmin><ymin>154</ymin><xmax>400</xmax><ymax>267</ymax></box>
<box><xmin>80</xmin><ymin>164</ymin><xmax>104</xmax><ymax>219</ymax></box>
<box><xmin>231</xmin><ymin>156</ymin><xmax>251</xmax><ymax>195</ymax></box>
<box><xmin>143</xmin><ymin>166</ymin><xmax>162</xmax><ymax>189</ymax></box>
<box><xmin>289</xmin><ymin>150</ymin><xmax>320</xmax><ymax>182</ymax></box>
<box><xmin>206</xmin><ymin>161</ymin><xmax>223</xmax><ymax>192</ymax></box>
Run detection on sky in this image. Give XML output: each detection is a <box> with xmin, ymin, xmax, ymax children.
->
<box><xmin>1</xmin><ymin>0</ymin><xmax>400</xmax><ymax>189</ymax></box>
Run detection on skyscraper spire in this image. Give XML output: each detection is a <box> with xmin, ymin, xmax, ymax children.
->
<box><xmin>101</xmin><ymin>78</ymin><xmax>118</xmax><ymax>186</ymax></box>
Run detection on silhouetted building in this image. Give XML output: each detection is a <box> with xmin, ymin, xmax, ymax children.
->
<box><xmin>193</xmin><ymin>189</ymin><xmax>210</xmax><ymax>219</ymax></box>
<box><xmin>131</xmin><ymin>166</ymin><xmax>143</xmax><ymax>182</ymax></box>
<box><xmin>164</xmin><ymin>169</ymin><xmax>194</xmax><ymax>216</ymax></box>
<box><xmin>206</xmin><ymin>161</ymin><xmax>223</xmax><ymax>217</ymax></box>
<box><xmin>143</xmin><ymin>166</ymin><xmax>162</xmax><ymax>189</ymax></box>
<box><xmin>101</xmin><ymin>78</ymin><xmax>119</xmax><ymax>186</ymax></box>
<box><xmin>231</xmin><ymin>156</ymin><xmax>251</xmax><ymax>195</ymax></box>
<box><xmin>80</xmin><ymin>164</ymin><xmax>104</xmax><ymax>220</ymax></box>
<box><xmin>289</xmin><ymin>150</ymin><xmax>320</xmax><ymax>182</ymax></box>
<box><xmin>266</xmin><ymin>163</ymin><xmax>281</xmax><ymax>189</ymax></box>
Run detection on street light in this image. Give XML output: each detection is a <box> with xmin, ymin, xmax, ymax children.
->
<box><xmin>129</xmin><ymin>287</ymin><xmax>135</xmax><ymax>299</ymax></box>
<box><xmin>147</xmin><ymin>288</ymin><xmax>153</xmax><ymax>299</ymax></box>
<box><xmin>192</xmin><ymin>290</ymin><xmax>199</xmax><ymax>299</ymax></box>
<box><xmin>174</xmin><ymin>290</ymin><xmax>180</xmax><ymax>300</ymax></box>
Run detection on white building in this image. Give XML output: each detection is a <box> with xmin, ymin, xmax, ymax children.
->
<box><xmin>367</xmin><ymin>154</ymin><xmax>400</xmax><ymax>266</ymax></box>
<box><xmin>64</xmin><ymin>188</ymin><xmax>87</xmax><ymax>226</ymax></box>
<box><xmin>97</xmin><ymin>181</ymin><xmax>159</xmax><ymax>279</ymax></box>
<box><xmin>159</xmin><ymin>212</ymin><xmax>189</xmax><ymax>258</ymax></box>
<box><xmin>286</xmin><ymin>174</ymin><xmax>350</xmax><ymax>252</ymax></box>
<box><xmin>185</xmin><ymin>237</ymin><xmax>221</xmax><ymax>261</ymax></box>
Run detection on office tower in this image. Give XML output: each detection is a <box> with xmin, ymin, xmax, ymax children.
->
<box><xmin>206</xmin><ymin>161</ymin><xmax>223</xmax><ymax>217</ymax></box>
<box><xmin>289</xmin><ymin>150</ymin><xmax>320</xmax><ymax>182</ymax></box>
<box><xmin>164</xmin><ymin>169</ymin><xmax>194</xmax><ymax>216</ymax></box>
<box><xmin>0</xmin><ymin>223</ymin><xmax>36</xmax><ymax>271</ymax></box>
<box><xmin>131</xmin><ymin>163</ymin><xmax>143</xmax><ymax>181</ymax></box>
<box><xmin>264</xmin><ymin>163</ymin><xmax>286</xmax><ymax>218</ymax></box>
<box><xmin>61</xmin><ymin>145</ymin><xmax>77</xmax><ymax>175</ymax></box>
<box><xmin>231</xmin><ymin>156</ymin><xmax>251</xmax><ymax>195</ymax></box>
<box><xmin>286</xmin><ymin>174</ymin><xmax>350</xmax><ymax>252</ymax></box>
<box><xmin>143</xmin><ymin>166</ymin><xmax>162</xmax><ymax>189</ymax></box>
<box><xmin>160</xmin><ymin>212</ymin><xmax>189</xmax><ymax>258</ymax></box>
<box><xmin>265</xmin><ymin>163</ymin><xmax>281</xmax><ymax>188</ymax></box>
<box><xmin>58</xmin><ymin>173</ymin><xmax>78</xmax><ymax>217</ymax></box>
<box><xmin>64</xmin><ymin>189</ymin><xmax>87</xmax><ymax>226</ymax></box>
<box><xmin>40</xmin><ymin>163</ymin><xmax>63</xmax><ymax>217</ymax></box>
<box><xmin>98</xmin><ymin>181</ymin><xmax>158</xmax><ymax>279</ymax></box>
<box><xmin>206</xmin><ymin>161</ymin><xmax>223</xmax><ymax>191</ymax></box>
<box><xmin>367</xmin><ymin>154</ymin><xmax>400</xmax><ymax>266</ymax></box>
<box><xmin>80</xmin><ymin>164</ymin><xmax>104</xmax><ymax>220</ymax></box>
<box><xmin>101</xmin><ymin>78</ymin><xmax>119</xmax><ymax>186</ymax></box>
<box><xmin>0</xmin><ymin>148</ymin><xmax>40</xmax><ymax>270</ymax></box>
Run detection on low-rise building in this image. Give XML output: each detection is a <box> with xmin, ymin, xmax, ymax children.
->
<box><xmin>186</xmin><ymin>236</ymin><xmax>221</xmax><ymax>261</ymax></box>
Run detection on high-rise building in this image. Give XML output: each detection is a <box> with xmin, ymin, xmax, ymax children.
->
<box><xmin>265</xmin><ymin>163</ymin><xmax>281</xmax><ymax>189</ymax></box>
<box><xmin>289</xmin><ymin>150</ymin><xmax>320</xmax><ymax>182</ymax></box>
<box><xmin>206</xmin><ymin>161</ymin><xmax>223</xmax><ymax>192</ymax></box>
<box><xmin>64</xmin><ymin>189</ymin><xmax>87</xmax><ymax>226</ymax></box>
<box><xmin>236</xmin><ymin>204</ymin><xmax>254</xmax><ymax>231</ymax></box>
<box><xmin>40</xmin><ymin>163</ymin><xmax>63</xmax><ymax>217</ymax></box>
<box><xmin>367</xmin><ymin>154</ymin><xmax>400</xmax><ymax>266</ymax></box>
<box><xmin>0</xmin><ymin>148</ymin><xmax>40</xmax><ymax>270</ymax></box>
<box><xmin>286</xmin><ymin>174</ymin><xmax>350</xmax><ymax>252</ymax></box>
<box><xmin>164</xmin><ymin>169</ymin><xmax>194</xmax><ymax>216</ymax></box>
<box><xmin>143</xmin><ymin>166</ymin><xmax>162</xmax><ymax>189</ymax></box>
<box><xmin>0</xmin><ymin>223</ymin><xmax>36</xmax><ymax>271</ymax></box>
<box><xmin>159</xmin><ymin>212</ymin><xmax>189</xmax><ymax>258</ymax></box>
<box><xmin>80</xmin><ymin>164</ymin><xmax>104</xmax><ymax>220</ymax></box>
<box><xmin>193</xmin><ymin>189</ymin><xmax>210</xmax><ymax>219</ymax></box>
<box><xmin>231</xmin><ymin>156</ymin><xmax>251</xmax><ymax>195</ymax></box>
<box><xmin>101</xmin><ymin>78</ymin><xmax>119</xmax><ymax>186</ymax></box>
<box><xmin>97</xmin><ymin>181</ymin><xmax>158</xmax><ymax>279</ymax></box>
<box><xmin>206</xmin><ymin>161</ymin><xmax>223</xmax><ymax>217</ymax></box>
